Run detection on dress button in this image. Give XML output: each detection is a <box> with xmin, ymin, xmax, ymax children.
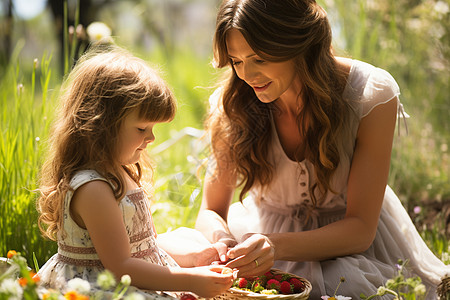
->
<box><xmin>300</xmin><ymin>182</ymin><xmax>306</xmax><ymax>187</ymax></box>
<box><xmin>300</xmin><ymin>169</ymin><xmax>306</xmax><ymax>175</ymax></box>
<box><xmin>301</xmin><ymin>192</ymin><xmax>307</xmax><ymax>197</ymax></box>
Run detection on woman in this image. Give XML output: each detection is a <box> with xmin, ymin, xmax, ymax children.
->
<box><xmin>195</xmin><ymin>0</ymin><xmax>449</xmax><ymax>298</ymax></box>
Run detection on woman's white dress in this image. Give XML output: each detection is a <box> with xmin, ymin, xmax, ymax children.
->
<box><xmin>225</xmin><ymin>58</ymin><xmax>449</xmax><ymax>299</ymax></box>
<box><xmin>37</xmin><ymin>170</ymin><xmax>177</xmax><ymax>299</ymax></box>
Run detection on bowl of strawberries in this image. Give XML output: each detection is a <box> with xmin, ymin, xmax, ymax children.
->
<box><xmin>214</xmin><ymin>269</ymin><xmax>312</xmax><ymax>299</ymax></box>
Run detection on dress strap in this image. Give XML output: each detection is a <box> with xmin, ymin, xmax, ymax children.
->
<box><xmin>397</xmin><ymin>101</ymin><xmax>410</xmax><ymax>136</ymax></box>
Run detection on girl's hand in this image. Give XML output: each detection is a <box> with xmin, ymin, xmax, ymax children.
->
<box><xmin>189</xmin><ymin>265</ymin><xmax>234</xmax><ymax>298</ymax></box>
<box><xmin>193</xmin><ymin>238</ymin><xmax>237</xmax><ymax>266</ymax></box>
<box><xmin>213</xmin><ymin>237</ymin><xmax>238</xmax><ymax>264</ymax></box>
<box><xmin>225</xmin><ymin>233</ymin><xmax>275</xmax><ymax>277</ymax></box>
<box><xmin>192</xmin><ymin>243</ymin><xmax>221</xmax><ymax>266</ymax></box>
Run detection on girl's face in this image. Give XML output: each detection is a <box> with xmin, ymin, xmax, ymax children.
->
<box><xmin>116</xmin><ymin>109</ymin><xmax>157</xmax><ymax>165</ymax></box>
<box><xmin>226</xmin><ymin>29</ymin><xmax>301</xmax><ymax>104</ymax></box>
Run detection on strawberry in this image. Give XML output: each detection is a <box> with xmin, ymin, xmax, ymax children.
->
<box><xmin>266</xmin><ymin>279</ymin><xmax>281</xmax><ymax>291</ymax></box>
<box><xmin>238</xmin><ymin>278</ymin><xmax>249</xmax><ymax>289</ymax></box>
<box><xmin>180</xmin><ymin>293</ymin><xmax>197</xmax><ymax>300</ymax></box>
<box><xmin>289</xmin><ymin>278</ymin><xmax>305</xmax><ymax>293</ymax></box>
<box><xmin>280</xmin><ymin>281</ymin><xmax>293</xmax><ymax>294</ymax></box>
<box><xmin>273</xmin><ymin>274</ymin><xmax>283</xmax><ymax>282</ymax></box>
<box><xmin>264</xmin><ymin>271</ymin><xmax>274</xmax><ymax>279</ymax></box>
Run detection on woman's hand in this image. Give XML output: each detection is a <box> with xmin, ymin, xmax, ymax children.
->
<box><xmin>214</xmin><ymin>237</ymin><xmax>238</xmax><ymax>263</ymax></box>
<box><xmin>225</xmin><ymin>233</ymin><xmax>275</xmax><ymax>277</ymax></box>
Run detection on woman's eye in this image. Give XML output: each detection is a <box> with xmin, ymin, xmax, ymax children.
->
<box><xmin>255</xmin><ymin>59</ymin><xmax>265</xmax><ymax>64</ymax></box>
<box><xmin>137</xmin><ymin>128</ymin><xmax>146</xmax><ymax>132</ymax></box>
<box><xmin>230</xmin><ymin>59</ymin><xmax>242</xmax><ymax>66</ymax></box>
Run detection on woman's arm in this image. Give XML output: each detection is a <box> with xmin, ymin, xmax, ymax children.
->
<box><xmin>157</xmin><ymin>227</ymin><xmax>229</xmax><ymax>267</ymax></box>
<box><xmin>195</xmin><ymin>157</ymin><xmax>238</xmax><ymax>262</ymax></box>
<box><xmin>226</xmin><ymin>97</ymin><xmax>398</xmax><ymax>276</ymax></box>
<box><xmin>71</xmin><ymin>181</ymin><xmax>233</xmax><ymax>298</ymax></box>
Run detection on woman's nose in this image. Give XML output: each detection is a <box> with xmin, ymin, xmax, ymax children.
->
<box><xmin>242</xmin><ymin>64</ymin><xmax>256</xmax><ymax>81</ymax></box>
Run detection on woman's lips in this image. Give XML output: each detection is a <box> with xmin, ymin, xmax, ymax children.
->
<box><xmin>253</xmin><ymin>82</ymin><xmax>271</xmax><ymax>92</ymax></box>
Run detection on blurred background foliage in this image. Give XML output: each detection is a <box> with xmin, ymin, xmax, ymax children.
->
<box><xmin>0</xmin><ymin>0</ymin><xmax>448</xmax><ymax>267</ymax></box>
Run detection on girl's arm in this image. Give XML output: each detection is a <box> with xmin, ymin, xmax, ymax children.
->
<box><xmin>71</xmin><ymin>181</ymin><xmax>233</xmax><ymax>298</ymax></box>
<box><xmin>226</xmin><ymin>97</ymin><xmax>398</xmax><ymax>276</ymax></box>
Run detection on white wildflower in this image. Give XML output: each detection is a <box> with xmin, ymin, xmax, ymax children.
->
<box><xmin>0</xmin><ymin>278</ymin><xmax>23</xmax><ymax>300</ymax></box>
<box><xmin>414</xmin><ymin>283</ymin><xmax>426</xmax><ymax>296</ymax></box>
<box><xmin>67</xmin><ymin>277</ymin><xmax>91</xmax><ymax>294</ymax></box>
<box><xmin>97</xmin><ymin>270</ymin><xmax>116</xmax><ymax>290</ymax></box>
<box><xmin>124</xmin><ymin>293</ymin><xmax>145</xmax><ymax>300</ymax></box>
<box><xmin>335</xmin><ymin>296</ymin><xmax>352</xmax><ymax>300</ymax></box>
<box><xmin>377</xmin><ymin>286</ymin><xmax>387</xmax><ymax>295</ymax></box>
<box><xmin>385</xmin><ymin>279</ymin><xmax>395</xmax><ymax>288</ymax></box>
<box><xmin>434</xmin><ymin>1</ymin><xmax>449</xmax><ymax>17</ymax></box>
<box><xmin>86</xmin><ymin>22</ymin><xmax>112</xmax><ymax>43</ymax></box>
<box><xmin>121</xmin><ymin>274</ymin><xmax>131</xmax><ymax>286</ymax></box>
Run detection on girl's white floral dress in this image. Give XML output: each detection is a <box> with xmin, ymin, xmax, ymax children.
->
<box><xmin>220</xmin><ymin>58</ymin><xmax>450</xmax><ymax>299</ymax></box>
<box><xmin>37</xmin><ymin>170</ymin><xmax>177</xmax><ymax>299</ymax></box>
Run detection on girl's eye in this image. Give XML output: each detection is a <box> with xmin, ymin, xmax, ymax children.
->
<box><xmin>255</xmin><ymin>59</ymin><xmax>265</xmax><ymax>64</ymax></box>
<box><xmin>137</xmin><ymin>128</ymin><xmax>146</xmax><ymax>132</ymax></box>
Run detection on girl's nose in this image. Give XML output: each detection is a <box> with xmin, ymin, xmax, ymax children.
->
<box><xmin>145</xmin><ymin>131</ymin><xmax>155</xmax><ymax>144</ymax></box>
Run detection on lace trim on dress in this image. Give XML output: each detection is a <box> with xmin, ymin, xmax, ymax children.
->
<box><xmin>129</xmin><ymin>230</ymin><xmax>152</xmax><ymax>243</ymax></box>
<box><xmin>128</xmin><ymin>190</ymin><xmax>145</xmax><ymax>202</ymax></box>
<box><xmin>58</xmin><ymin>243</ymin><xmax>97</xmax><ymax>254</ymax></box>
<box><xmin>131</xmin><ymin>248</ymin><xmax>160</xmax><ymax>260</ymax></box>
<box><xmin>56</xmin><ymin>254</ymin><xmax>103</xmax><ymax>267</ymax></box>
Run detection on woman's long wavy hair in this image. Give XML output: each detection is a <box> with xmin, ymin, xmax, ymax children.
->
<box><xmin>37</xmin><ymin>46</ymin><xmax>176</xmax><ymax>240</ymax></box>
<box><xmin>208</xmin><ymin>0</ymin><xmax>350</xmax><ymax>204</ymax></box>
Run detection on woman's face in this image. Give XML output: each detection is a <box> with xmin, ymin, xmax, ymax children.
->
<box><xmin>226</xmin><ymin>29</ymin><xmax>301</xmax><ymax>104</ymax></box>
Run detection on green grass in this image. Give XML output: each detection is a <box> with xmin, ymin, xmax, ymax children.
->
<box><xmin>0</xmin><ymin>44</ymin><xmax>58</xmax><ymax>263</ymax></box>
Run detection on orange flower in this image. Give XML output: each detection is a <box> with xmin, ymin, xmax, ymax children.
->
<box><xmin>64</xmin><ymin>291</ymin><xmax>89</xmax><ymax>300</ymax></box>
<box><xmin>7</xmin><ymin>250</ymin><xmax>17</xmax><ymax>259</ymax></box>
<box><xmin>31</xmin><ymin>272</ymin><xmax>40</xmax><ymax>283</ymax></box>
<box><xmin>64</xmin><ymin>291</ymin><xmax>78</xmax><ymax>300</ymax></box>
<box><xmin>18</xmin><ymin>277</ymin><xmax>28</xmax><ymax>287</ymax></box>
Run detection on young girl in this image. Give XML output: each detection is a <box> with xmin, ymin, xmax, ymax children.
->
<box><xmin>36</xmin><ymin>46</ymin><xmax>233</xmax><ymax>299</ymax></box>
<box><xmin>195</xmin><ymin>0</ymin><xmax>449</xmax><ymax>298</ymax></box>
